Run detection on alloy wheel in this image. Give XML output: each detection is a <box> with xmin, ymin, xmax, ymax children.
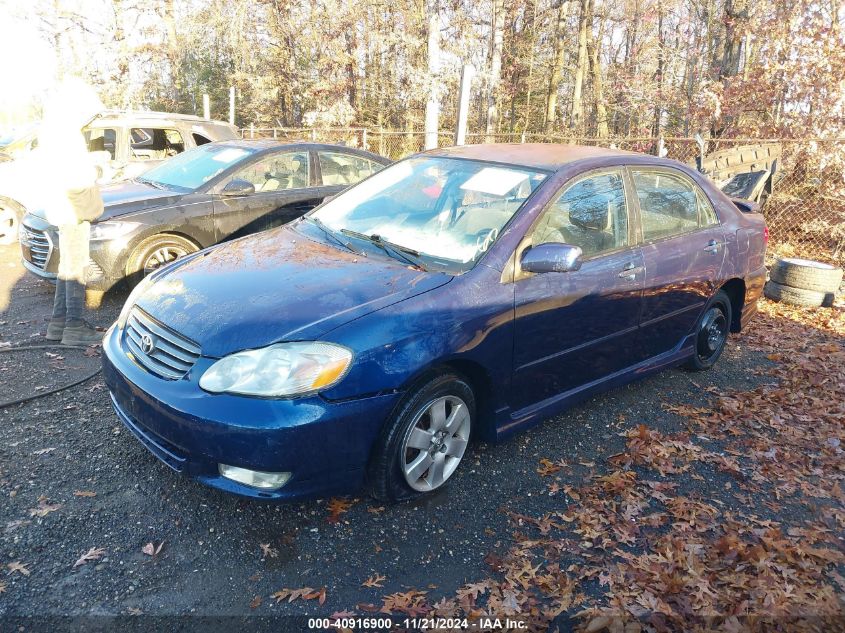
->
<box><xmin>143</xmin><ymin>245</ymin><xmax>189</xmax><ymax>276</ymax></box>
<box><xmin>400</xmin><ymin>395</ymin><xmax>471</xmax><ymax>492</ymax></box>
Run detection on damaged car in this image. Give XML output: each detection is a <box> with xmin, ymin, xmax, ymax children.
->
<box><xmin>102</xmin><ymin>144</ymin><xmax>768</xmax><ymax>501</ymax></box>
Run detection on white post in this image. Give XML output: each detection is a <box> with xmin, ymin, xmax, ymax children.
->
<box><xmin>423</xmin><ymin>6</ymin><xmax>441</xmax><ymax>150</ymax></box>
<box><xmin>455</xmin><ymin>65</ymin><xmax>474</xmax><ymax>146</ymax></box>
<box><xmin>228</xmin><ymin>87</ymin><xmax>235</xmax><ymax>125</ymax></box>
<box><xmin>202</xmin><ymin>94</ymin><xmax>210</xmax><ymax>119</ymax></box>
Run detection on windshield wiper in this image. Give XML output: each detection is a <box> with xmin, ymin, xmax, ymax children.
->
<box><xmin>340</xmin><ymin>229</ymin><xmax>428</xmax><ymax>271</ymax></box>
<box><xmin>304</xmin><ymin>216</ymin><xmax>361</xmax><ymax>255</ymax></box>
<box><xmin>135</xmin><ymin>176</ymin><xmax>167</xmax><ymax>190</ymax></box>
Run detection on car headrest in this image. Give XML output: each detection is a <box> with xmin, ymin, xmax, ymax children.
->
<box><xmin>569</xmin><ymin>196</ymin><xmax>609</xmax><ymax>231</ymax></box>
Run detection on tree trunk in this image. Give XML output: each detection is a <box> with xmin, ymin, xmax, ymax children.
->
<box><xmin>522</xmin><ymin>0</ymin><xmax>537</xmax><ymax>134</ymax></box>
<box><xmin>570</xmin><ymin>0</ymin><xmax>590</xmax><ymax>132</ymax></box>
<box><xmin>544</xmin><ymin>1</ymin><xmax>568</xmax><ymax>132</ymax></box>
<box><xmin>162</xmin><ymin>0</ymin><xmax>182</xmax><ymax>107</ymax></box>
<box><xmin>652</xmin><ymin>0</ymin><xmax>664</xmax><ymax>138</ymax></box>
<box><xmin>720</xmin><ymin>0</ymin><xmax>749</xmax><ymax>80</ymax></box>
<box><xmin>484</xmin><ymin>0</ymin><xmax>505</xmax><ymax>138</ymax></box>
<box><xmin>423</xmin><ymin>0</ymin><xmax>440</xmax><ymax>149</ymax></box>
<box><xmin>586</xmin><ymin>4</ymin><xmax>607</xmax><ymax>137</ymax></box>
<box><xmin>485</xmin><ymin>0</ymin><xmax>504</xmax><ymax>141</ymax></box>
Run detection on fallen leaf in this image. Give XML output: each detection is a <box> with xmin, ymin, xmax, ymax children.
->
<box><xmin>362</xmin><ymin>574</ymin><xmax>386</xmax><ymax>588</ymax></box>
<box><xmin>29</xmin><ymin>500</ymin><xmax>61</xmax><ymax>517</ymax></box>
<box><xmin>326</xmin><ymin>497</ymin><xmax>356</xmax><ymax>523</ymax></box>
<box><xmin>73</xmin><ymin>547</ymin><xmax>106</xmax><ymax>568</ymax></box>
<box><xmin>73</xmin><ymin>490</ymin><xmax>97</xmax><ymax>497</ymax></box>
<box><xmin>83</xmin><ymin>346</ymin><xmax>100</xmax><ymax>357</ymax></box>
<box><xmin>249</xmin><ymin>595</ymin><xmax>262</xmax><ymax>609</ymax></box>
<box><xmin>271</xmin><ymin>586</ymin><xmax>327</xmax><ymax>604</ymax></box>
<box><xmin>6</xmin><ymin>562</ymin><xmax>30</xmax><ymax>576</ymax></box>
<box><xmin>141</xmin><ymin>542</ymin><xmax>164</xmax><ymax>557</ymax></box>
<box><xmin>260</xmin><ymin>543</ymin><xmax>278</xmax><ymax>559</ymax></box>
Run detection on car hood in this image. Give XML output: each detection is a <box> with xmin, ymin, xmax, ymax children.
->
<box><xmin>135</xmin><ymin>224</ymin><xmax>453</xmax><ymax>357</ymax></box>
<box><xmin>28</xmin><ymin>180</ymin><xmax>183</xmax><ymax>221</ymax></box>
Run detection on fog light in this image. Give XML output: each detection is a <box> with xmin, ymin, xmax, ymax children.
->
<box><xmin>218</xmin><ymin>464</ymin><xmax>291</xmax><ymax>490</ymax></box>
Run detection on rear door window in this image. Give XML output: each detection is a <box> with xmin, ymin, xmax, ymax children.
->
<box><xmin>631</xmin><ymin>169</ymin><xmax>713</xmax><ymax>241</ymax></box>
<box><xmin>318</xmin><ymin>151</ymin><xmax>383</xmax><ymax>186</ymax></box>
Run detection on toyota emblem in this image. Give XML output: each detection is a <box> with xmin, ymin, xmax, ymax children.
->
<box><xmin>140</xmin><ymin>333</ymin><xmax>156</xmax><ymax>355</ymax></box>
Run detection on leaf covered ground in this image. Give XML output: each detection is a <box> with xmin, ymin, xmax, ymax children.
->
<box><xmin>415</xmin><ymin>301</ymin><xmax>845</xmax><ymax>632</ymax></box>
<box><xmin>1</xmin><ymin>242</ymin><xmax>842</xmax><ymax>631</ymax></box>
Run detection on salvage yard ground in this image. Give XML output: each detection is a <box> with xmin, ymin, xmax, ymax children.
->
<box><xmin>0</xmin><ymin>240</ymin><xmax>843</xmax><ymax>630</ymax></box>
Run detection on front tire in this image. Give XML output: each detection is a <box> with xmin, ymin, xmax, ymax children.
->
<box><xmin>684</xmin><ymin>290</ymin><xmax>731</xmax><ymax>371</ymax></box>
<box><xmin>0</xmin><ymin>197</ymin><xmax>24</xmax><ymax>246</ymax></box>
<box><xmin>126</xmin><ymin>234</ymin><xmax>198</xmax><ymax>286</ymax></box>
<box><xmin>368</xmin><ymin>372</ymin><xmax>474</xmax><ymax>502</ymax></box>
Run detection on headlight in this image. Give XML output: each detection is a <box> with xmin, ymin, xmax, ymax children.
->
<box><xmin>199</xmin><ymin>342</ymin><xmax>352</xmax><ymax>397</ymax></box>
<box><xmin>117</xmin><ymin>273</ymin><xmax>154</xmax><ymax>329</ymax></box>
<box><xmin>90</xmin><ymin>221</ymin><xmax>140</xmax><ymax>241</ymax></box>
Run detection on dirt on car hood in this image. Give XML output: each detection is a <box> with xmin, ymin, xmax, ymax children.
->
<box><xmin>134</xmin><ymin>223</ymin><xmax>453</xmax><ymax>358</ymax></box>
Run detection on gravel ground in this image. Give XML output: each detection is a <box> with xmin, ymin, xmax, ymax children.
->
<box><xmin>0</xmin><ymin>241</ymin><xmax>774</xmax><ymax>620</ymax></box>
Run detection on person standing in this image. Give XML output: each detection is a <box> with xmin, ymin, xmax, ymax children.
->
<box><xmin>37</xmin><ymin>78</ymin><xmax>105</xmax><ymax>345</ymax></box>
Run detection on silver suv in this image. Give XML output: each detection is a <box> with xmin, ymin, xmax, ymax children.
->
<box><xmin>0</xmin><ymin>111</ymin><xmax>238</xmax><ymax>244</ymax></box>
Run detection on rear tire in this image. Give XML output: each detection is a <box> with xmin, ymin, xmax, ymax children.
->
<box><xmin>126</xmin><ymin>234</ymin><xmax>198</xmax><ymax>286</ymax></box>
<box><xmin>368</xmin><ymin>372</ymin><xmax>474</xmax><ymax>502</ymax></box>
<box><xmin>684</xmin><ymin>290</ymin><xmax>731</xmax><ymax>372</ymax></box>
<box><xmin>764</xmin><ymin>280</ymin><xmax>827</xmax><ymax>308</ymax></box>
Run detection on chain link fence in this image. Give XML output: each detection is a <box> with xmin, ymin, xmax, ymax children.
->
<box><xmin>240</xmin><ymin>126</ymin><xmax>845</xmax><ymax>265</ymax></box>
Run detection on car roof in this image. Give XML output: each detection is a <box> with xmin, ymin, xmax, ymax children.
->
<box><xmin>214</xmin><ymin>139</ymin><xmax>391</xmax><ymax>163</ymax></box>
<box><xmin>425</xmin><ymin>143</ymin><xmax>648</xmax><ymax>171</ymax></box>
<box><xmin>91</xmin><ymin>110</ymin><xmax>234</xmax><ymax>129</ymax></box>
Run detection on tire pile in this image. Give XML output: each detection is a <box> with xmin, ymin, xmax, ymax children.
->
<box><xmin>764</xmin><ymin>258</ymin><xmax>843</xmax><ymax>308</ymax></box>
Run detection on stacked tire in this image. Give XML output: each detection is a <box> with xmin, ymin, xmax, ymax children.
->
<box><xmin>764</xmin><ymin>258</ymin><xmax>843</xmax><ymax>308</ymax></box>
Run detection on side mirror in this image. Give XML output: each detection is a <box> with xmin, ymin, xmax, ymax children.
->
<box><xmin>520</xmin><ymin>243</ymin><xmax>583</xmax><ymax>274</ymax></box>
<box><xmin>221</xmin><ymin>179</ymin><xmax>255</xmax><ymax>196</ymax></box>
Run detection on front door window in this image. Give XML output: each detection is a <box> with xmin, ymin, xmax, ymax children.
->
<box><xmin>530</xmin><ymin>171</ymin><xmax>629</xmax><ymax>258</ymax></box>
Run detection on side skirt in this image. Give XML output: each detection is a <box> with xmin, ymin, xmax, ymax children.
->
<box><xmin>494</xmin><ymin>336</ymin><xmax>696</xmax><ymax>442</ymax></box>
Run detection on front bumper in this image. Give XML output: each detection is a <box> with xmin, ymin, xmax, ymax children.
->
<box><xmin>101</xmin><ymin>324</ymin><xmax>401</xmax><ymax>500</ymax></box>
<box><xmin>19</xmin><ymin>215</ymin><xmax>123</xmax><ymax>291</ymax></box>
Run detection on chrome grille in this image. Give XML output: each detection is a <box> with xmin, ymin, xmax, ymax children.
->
<box><xmin>20</xmin><ymin>226</ymin><xmax>51</xmax><ymax>269</ymax></box>
<box><xmin>124</xmin><ymin>308</ymin><xmax>201</xmax><ymax>380</ymax></box>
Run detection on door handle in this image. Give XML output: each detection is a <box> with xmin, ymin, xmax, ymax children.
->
<box><xmin>618</xmin><ymin>262</ymin><xmax>643</xmax><ymax>280</ymax></box>
<box><xmin>703</xmin><ymin>239</ymin><xmax>721</xmax><ymax>253</ymax></box>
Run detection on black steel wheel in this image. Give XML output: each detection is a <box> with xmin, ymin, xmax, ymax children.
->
<box><xmin>685</xmin><ymin>290</ymin><xmax>731</xmax><ymax>371</ymax></box>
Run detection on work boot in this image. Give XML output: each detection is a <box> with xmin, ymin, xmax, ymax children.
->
<box><xmin>61</xmin><ymin>320</ymin><xmax>104</xmax><ymax>346</ymax></box>
<box><xmin>46</xmin><ymin>318</ymin><xmax>65</xmax><ymax>341</ymax></box>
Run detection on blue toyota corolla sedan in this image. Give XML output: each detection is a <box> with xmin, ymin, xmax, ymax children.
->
<box><xmin>102</xmin><ymin>144</ymin><xmax>768</xmax><ymax>501</ymax></box>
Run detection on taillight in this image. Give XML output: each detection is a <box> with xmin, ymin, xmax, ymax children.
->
<box><xmin>763</xmin><ymin>226</ymin><xmax>770</xmax><ymax>244</ymax></box>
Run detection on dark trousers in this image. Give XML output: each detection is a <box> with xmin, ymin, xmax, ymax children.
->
<box><xmin>51</xmin><ymin>278</ymin><xmax>85</xmax><ymax>325</ymax></box>
<box><xmin>51</xmin><ymin>222</ymin><xmax>90</xmax><ymax>326</ymax></box>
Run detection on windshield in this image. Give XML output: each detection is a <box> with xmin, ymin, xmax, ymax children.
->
<box><xmin>310</xmin><ymin>157</ymin><xmax>546</xmax><ymax>270</ymax></box>
<box><xmin>140</xmin><ymin>144</ymin><xmax>256</xmax><ymax>191</ymax></box>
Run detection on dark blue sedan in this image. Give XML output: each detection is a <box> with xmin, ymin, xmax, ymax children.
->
<box><xmin>102</xmin><ymin>144</ymin><xmax>768</xmax><ymax>501</ymax></box>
